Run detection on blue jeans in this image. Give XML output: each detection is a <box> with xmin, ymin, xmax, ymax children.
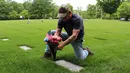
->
<box><xmin>44</xmin><ymin>30</ymin><xmax>88</xmax><ymax>60</ymax></box>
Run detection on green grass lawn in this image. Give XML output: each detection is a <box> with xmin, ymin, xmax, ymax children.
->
<box><xmin>0</xmin><ymin>19</ymin><xmax>130</xmax><ymax>73</ymax></box>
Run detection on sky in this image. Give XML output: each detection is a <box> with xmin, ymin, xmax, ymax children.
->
<box><xmin>13</xmin><ymin>0</ymin><xmax>97</xmax><ymax>10</ymax></box>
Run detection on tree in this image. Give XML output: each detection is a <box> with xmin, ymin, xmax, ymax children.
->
<box><xmin>0</xmin><ymin>0</ymin><xmax>25</xmax><ymax>20</ymax></box>
<box><xmin>20</xmin><ymin>10</ymin><xmax>29</xmax><ymax>19</ymax></box>
<box><xmin>23</xmin><ymin>1</ymin><xmax>32</xmax><ymax>11</ymax></box>
<box><xmin>31</xmin><ymin>0</ymin><xmax>53</xmax><ymax>19</ymax></box>
<box><xmin>9</xmin><ymin>1</ymin><xmax>24</xmax><ymax>13</ymax></box>
<box><xmin>0</xmin><ymin>0</ymin><xmax>9</xmax><ymax>19</ymax></box>
<box><xmin>86</xmin><ymin>4</ymin><xmax>96</xmax><ymax>19</ymax></box>
<box><xmin>76</xmin><ymin>6</ymin><xmax>82</xmax><ymax>16</ymax></box>
<box><xmin>80</xmin><ymin>11</ymin><xmax>88</xmax><ymax>19</ymax></box>
<box><xmin>97</xmin><ymin>0</ymin><xmax>121</xmax><ymax>18</ymax></box>
<box><xmin>117</xmin><ymin>2</ymin><xmax>130</xmax><ymax>21</ymax></box>
<box><xmin>67</xmin><ymin>3</ymin><xmax>73</xmax><ymax>12</ymax></box>
<box><xmin>8</xmin><ymin>10</ymin><xmax>19</xmax><ymax>19</ymax></box>
<box><xmin>50</xmin><ymin>3</ymin><xmax>59</xmax><ymax>19</ymax></box>
<box><xmin>95</xmin><ymin>3</ymin><xmax>103</xmax><ymax>18</ymax></box>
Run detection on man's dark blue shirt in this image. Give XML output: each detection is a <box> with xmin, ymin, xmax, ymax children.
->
<box><xmin>58</xmin><ymin>14</ymin><xmax>84</xmax><ymax>40</ymax></box>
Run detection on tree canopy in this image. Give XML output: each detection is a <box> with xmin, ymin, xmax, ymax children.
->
<box><xmin>0</xmin><ymin>0</ymin><xmax>130</xmax><ymax>20</ymax></box>
<box><xmin>0</xmin><ymin>0</ymin><xmax>58</xmax><ymax>20</ymax></box>
<box><xmin>117</xmin><ymin>2</ymin><xmax>130</xmax><ymax>21</ymax></box>
<box><xmin>97</xmin><ymin>0</ymin><xmax>121</xmax><ymax>15</ymax></box>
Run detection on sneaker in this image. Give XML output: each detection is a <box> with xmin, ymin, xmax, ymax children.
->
<box><xmin>42</xmin><ymin>52</ymin><xmax>51</xmax><ymax>58</ymax></box>
<box><xmin>83</xmin><ymin>47</ymin><xmax>94</xmax><ymax>56</ymax></box>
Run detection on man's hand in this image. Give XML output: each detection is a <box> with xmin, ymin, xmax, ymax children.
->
<box><xmin>52</xmin><ymin>35</ymin><xmax>59</xmax><ymax>39</ymax></box>
<box><xmin>52</xmin><ymin>35</ymin><xmax>62</xmax><ymax>41</ymax></box>
<box><xmin>58</xmin><ymin>43</ymin><xmax>65</xmax><ymax>50</ymax></box>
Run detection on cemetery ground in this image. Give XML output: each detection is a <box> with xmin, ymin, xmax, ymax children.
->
<box><xmin>0</xmin><ymin>19</ymin><xmax>130</xmax><ymax>73</ymax></box>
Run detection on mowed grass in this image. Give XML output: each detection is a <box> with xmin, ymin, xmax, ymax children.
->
<box><xmin>0</xmin><ymin>19</ymin><xmax>130</xmax><ymax>73</ymax></box>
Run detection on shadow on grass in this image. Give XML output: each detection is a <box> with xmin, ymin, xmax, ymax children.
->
<box><xmin>0</xmin><ymin>37</ymin><xmax>9</xmax><ymax>39</ymax></box>
<box><xmin>93</xmin><ymin>37</ymin><xmax>107</xmax><ymax>40</ymax></box>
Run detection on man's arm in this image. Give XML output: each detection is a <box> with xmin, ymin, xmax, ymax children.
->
<box><xmin>55</xmin><ymin>18</ymin><xmax>63</xmax><ymax>37</ymax></box>
<box><xmin>58</xmin><ymin>29</ymin><xmax>80</xmax><ymax>49</ymax></box>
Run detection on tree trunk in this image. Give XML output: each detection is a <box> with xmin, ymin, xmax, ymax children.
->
<box><xmin>101</xmin><ymin>9</ymin><xmax>103</xmax><ymax>19</ymax></box>
<box><xmin>110</xmin><ymin>14</ymin><xmax>111</xmax><ymax>19</ymax></box>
